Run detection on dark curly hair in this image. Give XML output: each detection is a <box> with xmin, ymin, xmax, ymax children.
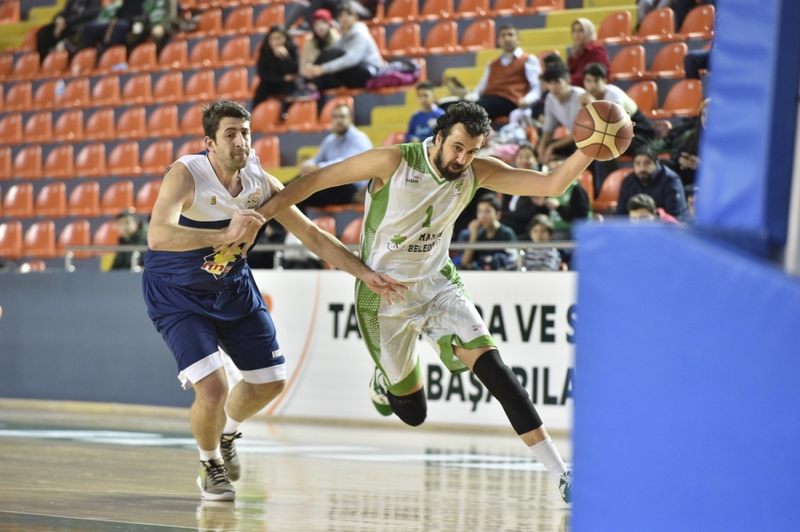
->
<box><xmin>202</xmin><ymin>99</ymin><xmax>251</xmax><ymax>139</ymax></box>
<box><xmin>432</xmin><ymin>101</ymin><xmax>491</xmax><ymax>141</ymax></box>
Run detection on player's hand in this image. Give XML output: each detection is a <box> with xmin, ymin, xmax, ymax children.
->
<box><xmin>220</xmin><ymin>210</ymin><xmax>265</xmax><ymax>247</ymax></box>
<box><xmin>361</xmin><ymin>272</ymin><xmax>407</xmax><ymax>304</ymax></box>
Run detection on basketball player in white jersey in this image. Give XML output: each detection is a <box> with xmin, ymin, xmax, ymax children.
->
<box><xmin>143</xmin><ymin>100</ymin><xmax>405</xmax><ymax>501</ymax></box>
<box><xmin>250</xmin><ymin>102</ymin><xmax>613</xmax><ymax>503</ymax></box>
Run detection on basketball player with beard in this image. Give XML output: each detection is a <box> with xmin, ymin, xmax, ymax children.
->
<box><xmin>248</xmin><ymin>102</ymin><xmax>604</xmax><ymax>503</ymax></box>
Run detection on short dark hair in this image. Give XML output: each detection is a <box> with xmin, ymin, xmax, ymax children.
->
<box><xmin>634</xmin><ymin>145</ymin><xmax>659</xmax><ymax>163</ymax></box>
<box><xmin>203</xmin><ymin>100</ymin><xmax>251</xmax><ymax>139</ymax></box>
<box><xmin>540</xmin><ymin>63</ymin><xmax>569</xmax><ymax>82</ymax></box>
<box><xmin>416</xmin><ymin>81</ymin><xmax>435</xmax><ymax>92</ymax></box>
<box><xmin>542</xmin><ymin>53</ymin><xmax>565</xmax><ymax>70</ymax></box>
<box><xmin>477</xmin><ymin>192</ymin><xmax>501</xmax><ymax>212</ymax></box>
<box><xmin>498</xmin><ymin>24</ymin><xmax>517</xmax><ymax>34</ymax></box>
<box><xmin>627</xmin><ymin>193</ymin><xmax>656</xmax><ymax>214</ymax></box>
<box><xmin>528</xmin><ymin>214</ymin><xmax>553</xmax><ymax>233</ymax></box>
<box><xmin>433</xmin><ymin>101</ymin><xmax>491</xmax><ymax>141</ymax></box>
<box><xmin>583</xmin><ymin>62</ymin><xmax>607</xmax><ymax>80</ymax></box>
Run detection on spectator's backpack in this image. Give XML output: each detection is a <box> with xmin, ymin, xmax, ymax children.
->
<box><xmin>366</xmin><ymin>58</ymin><xmax>421</xmax><ymax>90</ymax></box>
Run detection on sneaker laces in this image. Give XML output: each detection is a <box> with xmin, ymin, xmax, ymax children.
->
<box><xmin>203</xmin><ymin>460</ymin><xmax>229</xmax><ymax>484</ymax></box>
<box><xmin>220</xmin><ymin>432</ymin><xmax>242</xmax><ymax>458</ymax></box>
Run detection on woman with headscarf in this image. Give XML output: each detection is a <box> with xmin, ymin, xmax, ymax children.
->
<box><xmin>252</xmin><ymin>25</ymin><xmax>299</xmax><ymax>110</ymax></box>
<box><xmin>300</xmin><ymin>9</ymin><xmax>340</xmax><ymax>73</ymax></box>
<box><xmin>567</xmin><ymin>18</ymin><xmax>610</xmax><ymax>86</ymax></box>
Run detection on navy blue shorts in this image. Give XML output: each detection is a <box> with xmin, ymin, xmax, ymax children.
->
<box><xmin>143</xmin><ymin>270</ymin><xmax>286</xmax><ymax>388</ymax></box>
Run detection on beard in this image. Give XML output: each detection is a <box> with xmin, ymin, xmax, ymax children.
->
<box><xmin>434</xmin><ymin>150</ymin><xmax>465</xmax><ymax>181</ymax></box>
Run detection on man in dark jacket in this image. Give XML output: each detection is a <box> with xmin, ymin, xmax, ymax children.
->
<box><xmin>36</xmin><ymin>0</ymin><xmax>101</xmax><ymax>60</ymax></box>
<box><xmin>615</xmin><ymin>146</ymin><xmax>688</xmax><ymax>222</ymax></box>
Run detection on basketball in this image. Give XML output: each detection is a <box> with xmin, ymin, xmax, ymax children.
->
<box><xmin>573</xmin><ymin>100</ymin><xmax>634</xmax><ymax>161</ymax></box>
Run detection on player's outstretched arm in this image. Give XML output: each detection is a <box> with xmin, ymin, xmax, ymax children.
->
<box><xmin>257</xmin><ymin>147</ymin><xmax>402</xmax><ymax>221</ymax></box>
<box><xmin>274</xmin><ymin>205</ymin><xmax>406</xmax><ymax>302</ymax></box>
<box><xmin>147</xmin><ymin>162</ymin><xmax>265</xmax><ymax>251</ymax></box>
<box><xmin>476</xmin><ymin>149</ymin><xmax>594</xmax><ymax>198</ymax></box>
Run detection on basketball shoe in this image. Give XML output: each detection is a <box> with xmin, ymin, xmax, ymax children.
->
<box><xmin>220</xmin><ymin>432</ymin><xmax>242</xmax><ymax>481</ymax></box>
<box><xmin>369</xmin><ymin>366</ymin><xmax>393</xmax><ymax>416</ymax></box>
<box><xmin>559</xmin><ymin>470</ymin><xmax>572</xmax><ymax>504</ymax></box>
<box><xmin>197</xmin><ymin>458</ymin><xmax>235</xmax><ymax>501</ymax></box>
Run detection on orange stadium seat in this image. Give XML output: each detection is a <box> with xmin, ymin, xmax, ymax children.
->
<box><xmin>382</xmin><ymin>131</ymin><xmax>405</xmax><ymax>146</ymax></box>
<box><xmin>627</xmin><ymin>80</ymin><xmax>658</xmax><ymax>116</ymax></box>
<box><xmin>255</xmin><ymin>4</ymin><xmax>285</xmax><ymax>30</ymax></box>
<box><xmin>217</xmin><ymin>67</ymin><xmax>249</xmax><ymax>100</ymax></box>
<box><xmin>195</xmin><ymin>8</ymin><xmax>223</xmax><ymax>37</ymax></box>
<box><xmin>107</xmin><ymin>143</ymin><xmax>141</xmax><ymax>176</ymax></box>
<box><xmin>220</xmin><ymin>35</ymin><xmax>252</xmax><ymax>66</ymax></box>
<box><xmin>153</xmin><ymin>71</ymin><xmax>184</xmax><ymax>103</ymax></box>
<box><xmin>0</xmin><ymin>113</ymin><xmax>22</xmax><ymax>144</ymax></box>
<box><xmin>0</xmin><ymin>147</ymin><xmax>11</xmax><ymax>180</ymax></box>
<box><xmin>387</xmin><ymin>24</ymin><xmax>422</xmax><ymax>58</ymax></box>
<box><xmin>652</xmin><ymin>79</ymin><xmax>703</xmax><ymax>118</ymax></box>
<box><xmin>680</xmin><ymin>4</ymin><xmax>715</xmax><ymax>40</ymax></box>
<box><xmin>23</xmin><ymin>111</ymin><xmax>53</xmax><ymax>144</ymax></box>
<box><xmin>70</xmin><ymin>48</ymin><xmax>97</xmax><ymax>76</ymax></box>
<box><xmin>148</xmin><ymin>105</ymin><xmax>180</xmax><ymax>137</ymax></box>
<box><xmin>461</xmin><ymin>19</ymin><xmax>495</xmax><ymax>52</ymax></box>
<box><xmin>93</xmin><ymin>219</ymin><xmax>120</xmax><ymax>247</ymax></box>
<box><xmin>53</xmin><ymin>110</ymin><xmax>84</xmax><ymax>142</ymax></box>
<box><xmin>3</xmin><ymin>183</ymin><xmax>34</xmax><ymax>218</ymax></box>
<box><xmin>420</xmin><ymin>0</ymin><xmax>453</xmax><ymax>20</ymax></box>
<box><xmin>122</xmin><ymin>73</ymin><xmax>153</xmax><ymax>104</ymax></box>
<box><xmin>492</xmin><ymin>0</ymin><xmax>531</xmax><ymax>16</ymax></box>
<box><xmin>384</xmin><ymin>0</ymin><xmax>418</xmax><ymax>23</ymax></box>
<box><xmin>456</xmin><ymin>0</ymin><xmax>489</xmax><ymax>19</ymax></box>
<box><xmin>5</xmin><ymin>81</ymin><xmax>32</xmax><ymax>111</ymax></box>
<box><xmin>0</xmin><ymin>221</ymin><xmax>23</xmax><ymax>259</ymax></box>
<box><xmin>532</xmin><ymin>0</ymin><xmax>563</xmax><ymax>12</ymax></box>
<box><xmin>180</xmin><ymin>103</ymin><xmax>205</xmax><ymax>136</ymax></box>
<box><xmin>33</xmin><ymin>79</ymin><xmax>58</xmax><ymax>110</ymax></box>
<box><xmin>0</xmin><ymin>1</ymin><xmax>20</xmax><ymax>23</ymax></box>
<box><xmin>116</xmin><ymin>106</ymin><xmax>147</xmax><ymax>139</ymax></box>
<box><xmin>58</xmin><ymin>220</ymin><xmax>92</xmax><ymax>258</ymax></box>
<box><xmin>424</xmin><ymin>21</ymin><xmax>458</xmax><ymax>54</ymax></box>
<box><xmin>12</xmin><ymin>145</ymin><xmax>43</xmax><ymax>179</ymax></box>
<box><xmin>609</xmin><ymin>45</ymin><xmax>645</xmax><ymax>81</ymax></box>
<box><xmin>135</xmin><ymin>178</ymin><xmax>161</xmax><ymax>213</ymax></box>
<box><xmin>253</xmin><ymin>136</ymin><xmax>279</xmax><ymax>167</ymax></box>
<box><xmin>340</xmin><ymin>217</ymin><xmax>362</xmax><ymax>245</ymax></box>
<box><xmin>189</xmin><ymin>38</ymin><xmax>220</xmax><ymax>68</ymax></box>
<box><xmin>74</xmin><ymin>144</ymin><xmax>107</xmax><ymax>178</ymax></box>
<box><xmin>0</xmin><ymin>84</ymin><xmax>4</xmax><ymax>111</ymax></box>
<box><xmin>85</xmin><ymin>108</ymin><xmax>116</xmax><ymax>141</ymax></box>
<box><xmin>319</xmin><ymin>96</ymin><xmax>354</xmax><ymax>129</ymax></box>
<box><xmin>61</xmin><ymin>78</ymin><xmax>90</xmax><ymax>107</ymax></box>
<box><xmin>158</xmin><ymin>40</ymin><xmax>188</xmax><ymax>69</ymax></box>
<box><xmin>39</xmin><ymin>50</ymin><xmax>69</xmax><ymax>78</ymax></box>
<box><xmin>0</xmin><ymin>53</ymin><xmax>13</xmax><ymax>77</ymax></box>
<box><xmin>598</xmin><ymin>10</ymin><xmax>632</xmax><ymax>44</ymax></box>
<box><xmin>68</xmin><ymin>181</ymin><xmax>101</xmax><ymax>217</ymax></box>
<box><xmin>251</xmin><ymin>99</ymin><xmax>281</xmax><ymax>133</ymax></box>
<box><xmin>223</xmin><ymin>6</ymin><xmax>253</xmax><ymax>35</ymax></box>
<box><xmin>128</xmin><ymin>41</ymin><xmax>157</xmax><ymax>72</ymax></box>
<box><xmin>283</xmin><ymin>100</ymin><xmax>319</xmax><ymax>132</ymax></box>
<box><xmin>24</xmin><ymin>220</ymin><xmax>57</xmax><ymax>258</ymax></box>
<box><xmin>35</xmin><ymin>181</ymin><xmax>67</xmax><ymax>218</ymax></box>
<box><xmin>184</xmin><ymin>70</ymin><xmax>216</xmax><ymax>102</ymax></box>
<box><xmin>141</xmin><ymin>140</ymin><xmax>174</xmax><ymax>175</ymax></box>
<box><xmin>578</xmin><ymin>169</ymin><xmax>595</xmax><ymax>206</ymax></box>
<box><xmin>96</xmin><ymin>45</ymin><xmax>127</xmax><ymax>73</ymax></box>
<box><xmin>91</xmin><ymin>75</ymin><xmax>121</xmax><ymax>106</ymax></box>
<box><xmin>176</xmin><ymin>139</ymin><xmax>204</xmax><ymax>157</ymax></box>
<box><xmin>101</xmin><ymin>180</ymin><xmax>135</xmax><ymax>214</ymax></box>
<box><xmin>593</xmin><ymin>168</ymin><xmax>627</xmax><ymax>212</ymax></box>
<box><xmin>10</xmin><ymin>52</ymin><xmax>39</xmax><ymax>80</ymax></box>
<box><xmin>636</xmin><ymin>7</ymin><xmax>679</xmax><ymax>42</ymax></box>
<box><xmin>646</xmin><ymin>42</ymin><xmax>687</xmax><ymax>79</ymax></box>
<box><xmin>369</xmin><ymin>26</ymin><xmax>386</xmax><ymax>55</ymax></box>
<box><xmin>43</xmin><ymin>145</ymin><xmax>75</xmax><ymax>179</ymax></box>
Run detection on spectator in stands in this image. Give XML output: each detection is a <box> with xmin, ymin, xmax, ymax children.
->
<box><xmin>615</xmin><ymin>146</ymin><xmax>688</xmax><ymax>221</ymax></box>
<box><xmin>500</xmin><ymin>143</ymin><xmax>547</xmax><ymax>238</ymax></box>
<box><xmin>684</xmin><ymin>47</ymin><xmax>711</xmax><ymax>80</ymax></box>
<box><xmin>672</xmin><ymin>0</ymin><xmax>715</xmax><ymax>31</ymax></box>
<box><xmin>627</xmin><ymin>193</ymin><xmax>681</xmax><ymax>224</ymax></box>
<box><xmin>36</xmin><ymin>0</ymin><xmax>101</xmax><ymax>60</ymax></box>
<box><xmin>536</xmin><ymin>156</ymin><xmax>590</xmax><ymax>240</ymax></box>
<box><xmin>665</xmin><ymin>98</ymin><xmax>709</xmax><ymax>186</ymax></box>
<box><xmin>111</xmin><ymin>210</ymin><xmax>147</xmax><ymax>270</ymax></box>
<box><xmin>297</xmin><ymin>103</ymin><xmax>373</xmax><ymax>207</ymax></box>
<box><xmin>537</xmin><ymin>64</ymin><xmax>584</xmax><ymax>165</ymax></box>
<box><xmin>300</xmin><ymin>9</ymin><xmax>340</xmax><ymax>75</ymax></box>
<box><xmin>458</xmin><ymin>193</ymin><xmax>517</xmax><ymax>270</ymax></box>
<box><xmin>636</xmin><ymin>0</ymin><xmax>671</xmax><ymax>26</ymax></box>
<box><xmin>301</xmin><ymin>1</ymin><xmax>384</xmax><ymax>91</ymax></box>
<box><xmin>470</xmin><ymin>24</ymin><xmax>541</xmax><ymax>122</ymax></box>
<box><xmin>126</xmin><ymin>0</ymin><xmax>176</xmax><ymax>54</ymax></box>
<box><xmin>405</xmin><ymin>82</ymin><xmax>445</xmax><ymax>143</ymax></box>
<box><xmin>567</xmin><ymin>18</ymin><xmax>610</xmax><ymax>86</ymax></box>
<box><xmin>78</xmin><ymin>0</ymin><xmax>143</xmax><ymax>55</ymax></box>
<box><xmin>581</xmin><ymin>62</ymin><xmax>655</xmax><ymax>152</ymax></box>
<box><xmin>252</xmin><ymin>26</ymin><xmax>301</xmax><ymax>112</ymax></box>
<box><xmin>523</xmin><ymin>215</ymin><xmax>562</xmax><ymax>271</ymax></box>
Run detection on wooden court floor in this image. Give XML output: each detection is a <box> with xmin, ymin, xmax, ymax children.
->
<box><xmin>0</xmin><ymin>401</ymin><xmax>571</xmax><ymax>531</ymax></box>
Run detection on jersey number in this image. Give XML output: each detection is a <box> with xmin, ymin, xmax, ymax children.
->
<box><xmin>422</xmin><ymin>205</ymin><xmax>433</xmax><ymax>228</ymax></box>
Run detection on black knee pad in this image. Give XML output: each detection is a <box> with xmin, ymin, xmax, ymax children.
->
<box><xmin>387</xmin><ymin>388</ymin><xmax>427</xmax><ymax>427</ymax></box>
<box><xmin>473</xmin><ymin>349</ymin><xmax>543</xmax><ymax>435</ymax></box>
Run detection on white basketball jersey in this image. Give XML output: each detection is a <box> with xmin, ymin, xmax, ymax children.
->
<box><xmin>361</xmin><ymin>139</ymin><xmax>479</xmax><ymax>281</ymax></box>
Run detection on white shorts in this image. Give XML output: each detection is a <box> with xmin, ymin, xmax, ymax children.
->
<box><xmin>355</xmin><ymin>262</ymin><xmax>495</xmax><ymax>394</ymax></box>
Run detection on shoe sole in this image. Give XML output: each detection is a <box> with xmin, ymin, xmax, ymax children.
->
<box><xmin>196</xmin><ymin>476</ymin><xmax>235</xmax><ymax>501</ymax></box>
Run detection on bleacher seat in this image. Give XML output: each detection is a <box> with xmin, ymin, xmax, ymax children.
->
<box><xmin>461</xmin><ymin>19</ymin><xmax>495</xmax><ymax>52</ymax></box>
<box><xmin>38</xmin><ymin>49</ymin><xmax>69</xmax><ymax>79</ymax></box>
<box><xmin>70</xmin><ymin>48</ymin><xmax>97</xmax><ymax>76</ymax></box>
<box><xmin>578</xmin><ymin>170</ymin><xmax>595</xmax><ymax>206</ymax></box>
<box><xmin>153</xmin><ymin>71</ymin><xmax>184</xmax><ymax>103</ymax></box>
<box><xmin>220</xmin><ymin>35</ymin><xmax>252</xmax><ymax>66</ymax></box>
<box><xmin>128</xmin><ymin>42</ymin><xmax>157</xmax><ymax>72</ymax></box>
<box><xmin>116</xmin><ymin>106</ymin><xmax>147</xmax><ymax>139</ymax></box>
<box><xmin>254</xmin><ymin>4</ymin><xmax>285</xmax><ymax>30</ymax></box>
<box><xmin>597</xmin><ymin>10</ymin><xmax>632</xmax><ymax>44</ymax></box>
<box><xmin>74</xmin><ymin>144</ymin><xmax>107</xmax><ymax>178</ymax></box>
<box><xmin>593</xmin><ymin>168</ymin><xmax>627</xmax><ymax>212</ymax></box>
<box><xmin>456</xmin><ymin>0</ymin><xmax>489</xmax><ymax>19</ymax></box>
<box><xmin>0</xmin><ymin>113</ymin><xmax>22</xmax><ymax>144</ymax></box>
<box><xmin>189</xmin><ymin>37</ymin><xmax>220</xmax><ymax>68</ymax></box>
<box><xmin>122</xmin><ymin>73</ymin><xmax>153</xmax><ymax>104</ymax></box>
<box><xmin>423</xmin><ymin>21</ymin><xmax>458</xmax><ymax>54</ymax></box>
<box><xmin>58</xmin><ymin>220</ymin><xmax>92</xmax><ymax>258</ymax></box>
<box><xmin>68</xmin><ymin>181</ymin><xmax>101</xmax><ymax>217</ymax></box>
<box><xmin>107</xmin><ymin>143</ymin><xmax>141</xmax><ymax>176</ymax></box>
<box><xmin>0</xmin><ymin>221</ymin><xmax>23</xmax><ymax>259</ymax></box>
<box><xmin>176</xmin><ymin>139</ymin><xmax>204</xmax><ymax>157</ymax></box>
<box><xmin>180</xmin><ymin>104</ymin><xmax>205</xmax><ymax>136</ymax></box>
<box><xmin>10</xmin><ymin>52</ymin><xmax>39</xmax><ymax>81</ymax></box>
<box><xmin>340</xmin><ymin>217</ymin><xmax>363</xmax><ymax>245</ymax></box>
<box><xmin>93</xmin><ymin>219</ymin><xmax>119</xmax><ymax>247</ymax></box>
<box><xmin>101</xmin><ymin>180</ymin><xmax>135</xmax><ymax>214</ymax></box>
<box><xmin>96</xmin><ymin>45</ymin><xmax>127</xmax><ymax>73</ymax></box>
<box><xmin>223</xmin><ymin>6</ymin><xmax>253</xmax><ymax>35</ymax></box>
<box><xmin>33</xmin><ymin>79</ymin><xmax>58</xmax><ymax>110</ymax></box>
<box><xmin>135</xmin><ymin>179</ymin><xmax>161</xmax><ymax>213</ymax></box>
<box><xmin>680</xmin><ymin>4</ymin><xmax>715</xmax><ymax>40</ymax></box>
<box><xmin>92</xmin><ymin>75</ymin><xmax>122</xmax><ymax>106</ymax></box>
<box><xmin>35</xmin><ymin>181</ymin><xmax>67</xmax><ymax>218</ymax></box>
<box><xmin>85</xmin><ymin>108</ymin><xmax>116</xmax><ymax>141</ymax></box>
<box><xmin>141</xmin><ymin>140</ymin><xmax>174</xmax><ymax>175</ymax></box>
<box><xmin>635</xmin><ymin>7</ymin><xmax>679</xmax><ymax>43</ymax></box>
<box><xmin>195</xmin><ymin>8</ymin><xmax>223</xmax><ymax>37</ymax></box>
<box><xmin>369</xmin><ymin>26</ymin><xmax>387</xmax><ymax>55</ymax></box>
<box><xmin>251</xmin><ymin>99</ymin><xmax>282</xmax><ymax>133</ymax></box>
<box><xmin>627</xmin><ymin>80</ymin><xmax>658</xmax><ymax>116</ymax></box>
<box><xmin>24</xmin><ymin>220</ymin><xmax>58</xmax><ymax>258</ymax></box>
<box><xmin>61</xmin><ymin>78</ymin><xmax>90</xmax><ymax>107</ymax></box>
<box><xmin>0</xmin><ymin>147</ymin><xmax>11</xmax><ymax>180</ymax></box>
<box><xmin>23</xmin><ymin>111</ymin><xmax>54</xmax><ymax>144</ymax></box>
<box><xmin>0</xmin><ymin>53</ymin><xmax>13</xmax><ymax>77</ymax></box>
<box><xmin>43</xmin><ymin>145</ymin><xmax>75</xmax><ymax>179</ymax></box>
<box><xmin>384</xmin><ymin>0</ymin><xmax>418</xmax><ymax>23</ymax></box>
<box><xmin>253</xmin><ymin>136</ymin><xmax>280</xmax><ymax>167</ymax></box>
<box><xmin>12</xmin><ymin>145</ymin><xmax>43</xmax><ymax>179</ymax></box>
<box><xmin>420</xmin><ymin>0</ymin><xmax>453</xmax><ymax>20</ymax></box>
<box><xmin>53</xmin><ymin>110</ymin><xmax>84</xmax><ymax>142</ymax></box>
<box><xmin>387</xmin><ymin>24</ymin><xmax>422</xmax><ymax>57</ymax></box>
<box><xmin>645</xmin><ymin>42</ymin><xmax>687</xmax><ymax>79</ymax></box>
<box><xmin>184</xmin><ymin>70</ymin><xmax>216</xmax><ymax>102</ymax></box>
<box><xmin>3</xmin><ymin>183</ymin><xmax>34</xmax><ymax>218</ymax></box>
<box><xmin>158</xmin><ymin>40</ymin><xmax>188</xmax><ymax>69</ymax></box>
<box><xmin>5</xmin><ymin>81</ymin><xmax>32</xmax><ymax>111</ymax></box>
<box><xmin>609</xmin><ymin>45</ymin><xmax>645</xmax><ymax>81</ymax></box>
<box><xmin>217</xmin><ymin>67</ymin><xmax>249</xmax><ymax>100</ymax></box>
<box><xmin>651</xmin><ymin>79</ymin><xmax>703</xmax><ymax>118</ymax></box>
<box><xmin>283</xmin><ymin>100</ymin><xmax>319</xmax><ymax>132</ymax></box>
<box><xmin>147</xmin><ymin>105</ymin><xmax>180</xmax><ymax>137</ymax></box>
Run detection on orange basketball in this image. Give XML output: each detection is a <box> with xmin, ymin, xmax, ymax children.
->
<box><xmin>573</xmin><ymin>100</ymin><xmax>634</xmax><ymax>161</ymax></box>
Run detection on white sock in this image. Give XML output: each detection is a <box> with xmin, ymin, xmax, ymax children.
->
<box><xmin>223</xmin><ymin>414</ymin><xmax>242</xmax><ymax>435</ymax></box>
<box><xmin>199</xmin><ymin>446</ymin><xmax>222</xmax><ymax>462</ymax></box>
<box><xmin>529</xmin><ymin>437</ymin><xmax>568</xmax><ymax>476</ymax></box>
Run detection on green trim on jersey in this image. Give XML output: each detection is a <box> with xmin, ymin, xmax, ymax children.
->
<box><xmin>360</xmin><ymin>178</ymin><xmax>391</xmax><ymax>261</ymax></box>
<box><xmin>391</xmin><ymin>361</ymin><xmax>423</xmax><ymax>395</ymax></box>
<box><xmin>436</xmin><ymin>334</ymin><xmax>496</xmax><ymax>374</ymax></box>
<box><xmin>401</xmin><ymin>142</ymin><xmax>447</xmax><ymax>185</ymax></box>
<box><xmin>354</xmin><ymin>280</ymin><xmax>382</xmax><ymax>364</ymax></box>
